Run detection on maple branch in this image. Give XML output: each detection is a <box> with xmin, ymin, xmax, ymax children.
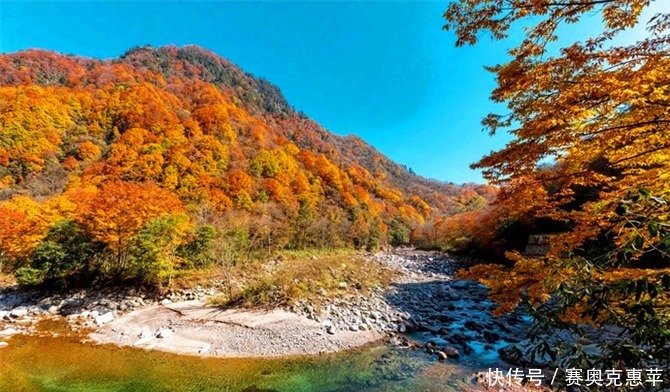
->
<box><xmin>645</xmin><ymin>99</ymin><xmax>670</xmax><ymax>107</ymax></box>
<box><xmin>543</xmin><ymin>0</ymin><xmax>616</xmax><ymax>6</ymax></box>
<box><xmin>612</xmin><ymin>143</ymin><xmax>670</xmax><ymax>165</ymax></box>
<box><xmin>502</xmin><ymin>0</ymin><xmax>616</xmax><ymax>10</ymax></box>
<box><xmin>581</xmin><ymin>119</ymin><xmax>670</xmax><ymax>137</ymax></box>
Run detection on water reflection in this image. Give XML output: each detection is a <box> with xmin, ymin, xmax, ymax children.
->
<box><xmin>0</xmin><ymin>328</ymin><xmax>478</xmax><ymax>392</ymax></box>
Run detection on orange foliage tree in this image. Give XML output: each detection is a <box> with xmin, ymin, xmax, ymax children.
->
<box><xmin>445</xmin><ymin>0</ymin><xmax>669</xmax><ymax>367</ymax></box>
<box><xmin>74</xmin><ymin>181</ymin><xmax>188</xmax><ymax>275</ymax></box>
<box><xmin>0</xmin><ymin>207</ymin><xmax>29</xmax><ymax>267</ymax></box>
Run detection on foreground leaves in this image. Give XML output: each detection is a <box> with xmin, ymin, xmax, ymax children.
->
<box><xmin>445</xmin><ymin>0</ymin><xmax>670</xmax><ymax>372</ymax></box>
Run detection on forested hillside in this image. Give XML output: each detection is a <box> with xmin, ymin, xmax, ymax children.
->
<box><xmin>0</xmin><ymin>45</ymin><xmax>492</xmax><ymax>286</ymax></box>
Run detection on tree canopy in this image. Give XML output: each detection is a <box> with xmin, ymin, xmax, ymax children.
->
<box><xmin>444</xmin><ymin>0</ymin><xmax>669</xmax><ymax>369</ymax></box>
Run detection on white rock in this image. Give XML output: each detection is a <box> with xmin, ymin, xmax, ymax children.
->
<box><xmin>156</xmin><ymin>328</ymin><xmax>173</xmax><ymax>339</ymax></box>
<box><xmin>9</xmin><ymin>308</ymin><xmax>28</xmax><ymax>318</ymax></box>
<box><xmin>161</xmin><ymin>299</ymin><xmax>172</xmax><ymax>306</ymax></box>
<box><xmin>0</xmin><ymin>311</ymin><xmax>8</xmax><ymax>320</ymax></box>
<box><xmin>138</xmin><ymin>330</ymin><xmax>151</xmax><ymax>339</ymax></box>
<box><xmin>48</xmin><ymin>305</ymin><xmax>60</xmax><ymax>315</ymax></box>
<box><xmin>95</xmin><ymin>312</ymin><xmax>114</xmax><ymax>326</ymax></box>
<box><xmin>0</xmin><ymin>328</ymin><xmax>19</xmax><ymax>336</ymax></box>
<box><xmin>14</xmin><ymin>318</ymin><xmax>33</xmax><ymax>327</ymax></box>
<box><xmin>0</xmin><ymin>341</ymin><xmax>7</xmax><ymax>348</ymax></box>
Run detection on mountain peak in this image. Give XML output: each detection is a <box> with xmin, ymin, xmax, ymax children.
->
<box><xmin>117</xmin><ymin>44</ymin><xmax>293</xmax><ymax>115</ymax></box>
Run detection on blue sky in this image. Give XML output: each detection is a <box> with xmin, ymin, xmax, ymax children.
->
<box><xmin>0</xmin><ymin>1</ymin><xmax>663</xmax><ymax>183</ymax></box>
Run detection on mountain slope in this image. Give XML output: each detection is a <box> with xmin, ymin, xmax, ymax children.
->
<box><xmin>0</xmin><ymin>45</ymin><xmax>494</xmax><ymax>256</ymax></box>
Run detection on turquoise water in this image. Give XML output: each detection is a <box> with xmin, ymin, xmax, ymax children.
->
<box><xmin>0</xmin><ymin>323</ymin><xmax>479</xmax><ymax>392</ymax></box>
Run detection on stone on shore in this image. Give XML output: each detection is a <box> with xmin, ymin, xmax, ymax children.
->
<box><xmin>156</xmin><ymin>328</ymin><xmax>173</xmax><ymax>339</ymax></box>
<box><xmin>10</xmin><ymin>307</ymin><xmax>28</xmax><ymax>318</ymax></box>
<box><xmin>95</xmin><ymin>312</ymin><xmax>114</xmax><ymax>326</ymax></box>
<box><xmin>0</xmin><ymin>328</ymin><xmax>20</xmax><ymax>336</ymax></box>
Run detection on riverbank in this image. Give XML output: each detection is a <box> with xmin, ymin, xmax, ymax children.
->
<box><xmin>0</xmin><ymin>249</ymin><xmax>531</xmax><ymax>365</ymax></box>
<box><xmin>90</xmin><ymin>301</ymin><xmax>384</xmax><ymax>357</ymax></box>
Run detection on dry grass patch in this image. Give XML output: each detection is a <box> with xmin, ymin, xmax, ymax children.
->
<box><xmin>0</xmin><ymin>272</ymin><xmax>16</xmax><ymax>288</ymax></box>
<box><xmin>208</xmin><ymin>250</ymin><xmax>397</xmax><ymax>308</ymax></box>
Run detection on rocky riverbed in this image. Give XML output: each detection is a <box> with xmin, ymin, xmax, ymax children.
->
<box><xmin>0</xmin><ymin>249</ymin><xmax>531</xmax><ymax>365</ymax></box>
<box><xmin>286</xmin><ymin>249</ymin><xmax>532</xmax><ymax>364</ymax></box>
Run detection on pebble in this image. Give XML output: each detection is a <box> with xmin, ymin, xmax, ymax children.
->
<box><xmin>156</xmin><ymin>328</ymin><xmax>173</xmax><ymax>339</ymax></box>
<box><xmin>0</xmin><ymin>328</ymin><xmax>19</xmax><ymax>336</ymax></box>
<box><xmin>138</xmin><ymin>330</ymin><xmax>151</xmax><ymax>339</ymax></box>
<box><xmin>14</xmin><ymin>319</ymin><xmax>34</xmax><ymax>327</ymax></box>
<box><xmin>10</xmin><ymin>308</ymin><xmax>28</xmax><ymax>318</ymax></box>
<box><xmin>95</xmin><ymin>312</ymin><xmax>114</xmax><ymax>326</ymax></box>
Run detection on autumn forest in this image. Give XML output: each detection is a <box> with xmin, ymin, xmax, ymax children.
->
<box><xmin>0</xmin><ymin>45</ymin><xmax>496</xmax><ymax>286</ymax></box>
<box><xmin>0</xmin><ymin>0</ymin><xmax>668</xmax><ymax>388</ymax></box>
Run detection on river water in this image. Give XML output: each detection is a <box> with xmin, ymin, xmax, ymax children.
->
<box><xmin>0</xmin><ymin>324</ymin><xmax>483</xmax><ymax>391</ymax></box>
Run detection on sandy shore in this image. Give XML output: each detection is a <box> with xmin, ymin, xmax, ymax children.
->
<box><xmin>89</xmin><ymin>300</ymin><xmax>384</xmax><ymax>357</ymax></box>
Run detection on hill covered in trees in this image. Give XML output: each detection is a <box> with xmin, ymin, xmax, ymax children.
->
<box><xmin>0</xmin><ymin>45</ymin><xmax>493</xmax><ymax>286</ymax></box>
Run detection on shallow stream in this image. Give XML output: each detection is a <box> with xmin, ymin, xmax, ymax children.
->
<box><xmin>0</xmin><ymin>326</ymin><xmax>483</xmax><ymax>392</ymax></box>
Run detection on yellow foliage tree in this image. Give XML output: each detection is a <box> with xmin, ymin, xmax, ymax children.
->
<box><xmin>446</xmin><ymin>0</ymin><xmax>669</xmax><ymax>367</ymax></box>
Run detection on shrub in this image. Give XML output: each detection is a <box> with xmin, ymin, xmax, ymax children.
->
<box><xmin>15</xmin><ymin>267</ymin><xmax>45</xmax><ymax>286</ymax></box>
<box><xmin>29</xmin><ymin>219</ymin><xmax>98</xmax><ymax>283</ymax></box>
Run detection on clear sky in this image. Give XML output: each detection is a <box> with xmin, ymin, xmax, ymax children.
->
<box><xmin>0</xmin><ymin>1</ymin><xmax>663</xmax><ymax>184</ymax></box>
